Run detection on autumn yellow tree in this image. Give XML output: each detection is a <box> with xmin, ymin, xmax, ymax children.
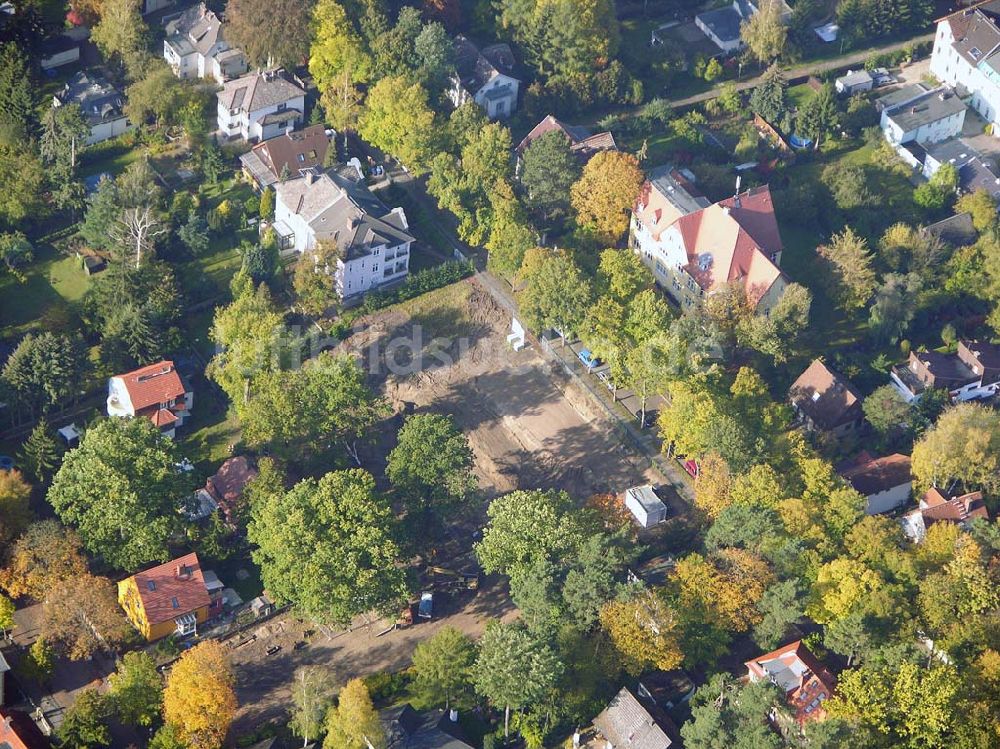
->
<box><xmin>570</xmin><ymin>151</ymin><xmax>644</xmax><ymax>246</ymax></box>
<box><xmin>0</xmin><ymin>520</ymin><xmax>88</xmax><ymax>599</ymax></box>
<box><xmin>671</xmin><ymin>550</ymin><xmax>774</xmax><ymax>633</ymax></box>
<box><xmin>0</xmin><ymin>468</ymin><xmax>32</xmax><ymax>546</ymax></box>
<box><xmin>911</xmin><ymin>403</ymin><xmax>1000</xmax><ymax>492</ymax></box>
<box><xmin>808</xmin><ymin>558</ymin><xmax>886</xmax><ymax>624</ymax></box>
<box><xmin>163</xmin><ymin>641</ymin><xmax>237</xmax><ymax>749</ymax></box>
<box><xmin>599</xmin><ymin>593</ymin><xmax>683</xmax><ymax>675</ymax></box>
<box><xmin>693</xmin><ymin>452</ymin><xmax>732</xmax><ymax>519</ymax></box>
<box><xmin>323</xmin><ymin>678</ymin><xmax>385</xmax><ymax>749</ymax></box>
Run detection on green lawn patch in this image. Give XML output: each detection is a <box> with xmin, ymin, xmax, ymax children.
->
<box><xmin>0</xmin><ymin>243</ymin><xmax>92</xmax><ymax>338</ymax></box>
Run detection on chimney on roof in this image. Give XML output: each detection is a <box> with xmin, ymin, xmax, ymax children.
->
<box><xmin>305</xmin><ymin>171</ymin><xmax>316</xmax><ymax>185</ymax></box>
<box><xmin>176</xmin><ymin>563</ymin><xmax>189</xmax><ymax>578</ymax></box>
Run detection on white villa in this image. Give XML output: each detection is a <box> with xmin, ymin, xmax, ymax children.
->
<box><xmin>449</xmin><ymin>36</ymin><xmax>520</xmax><ymax>119</ymax></box>
<box><xmin>163</xmin><ymin>3</ymin><xmax>246</xmax><ymax>85</ymax></box>
<box><xmin>216</xmin><ymin>69</ymin><xmax>305</xmax><ymax>143</ymax></box>
<box><xmin>273</xmin><ymin>167</ymin><xmax>415</xmax><ymax>300</ymax></box>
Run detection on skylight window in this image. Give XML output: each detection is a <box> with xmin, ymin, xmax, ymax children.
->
<box><xmin>971</xmin><ymin>46</ymin><xmax>983</xmax><ymax>59</ymax></box>
<box><xmin>171</xmin><ymin>597</ymin><xmax>180</xmax><ymax>609</ymax></box>
<box><xmin>811</xmin><ymin>391</ymin><xmax>822</xmax><ymax>402</ymax></box>
<box><xmin>147</xmin><ymin>581</ymin><xmax>156</xmax><ymax>591</ymax></box>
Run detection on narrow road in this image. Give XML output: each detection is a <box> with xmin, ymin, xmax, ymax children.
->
<box><xmin>668</xmin><ymin>32</ymin><xmax>935</xmax><ymax>108</ymax></box>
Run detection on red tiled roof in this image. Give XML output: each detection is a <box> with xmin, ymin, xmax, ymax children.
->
<box><xmin>0</xmin><ymin>709</ymin><xmax>50</xmax><ymax>749</ymax></box>
<box><xmin>840</xmin><ymin>453</ymin><xmax>912</xmax><ymax>496</ymax></box>
<box><xmin>116</xmin><ymin>360</ymin><xmax>186</xmax><ymax>413</ymax></box>
<box><xmin>921</xmin><ymin>488</ymin><xmax>990</xmax><ymax>525</ymax></box>
<box><xmin>151</xmin><ymin>408</ymin><xmax>178</xmax><ymax>427</ymax></box>
<box><xmin>128</xmin><ymin>552</ymin><xmax>211</xmax><ymax>626</ymax></box>
<box><xmin>745</xmin><ymin>641</ymin><xmax>836</xmax><ymax>725</ymax></box>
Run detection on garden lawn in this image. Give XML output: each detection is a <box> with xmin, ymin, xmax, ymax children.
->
<box><xmin>0</xmin><ymin>243</ymin><xmax>92</xmax><ymax>338</ymax></box>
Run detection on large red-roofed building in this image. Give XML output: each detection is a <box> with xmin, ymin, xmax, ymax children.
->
<box><xmin>745</xmin><ymin>640</ymin><xmax>836</xmax><ymax>727</ymax></box>
<box><xmin>107</xmin><ymin>360</ymin><xmax>192</xmax><ymax>439</ymax></box>
<box><xmin>630</xmin><ymin>166</ymin><xmax>788</xmax><ymax>315</ymax></box>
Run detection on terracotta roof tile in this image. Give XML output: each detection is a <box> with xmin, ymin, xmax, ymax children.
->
<box><xmin>116</xmin><ymin>360</ymin><xmax>186</xmax><ymax>413</ymax></box>
<box><xmin>128</xmin><ymin>552</ymin><xmax>211</xmax><ymax>626</ymax></box>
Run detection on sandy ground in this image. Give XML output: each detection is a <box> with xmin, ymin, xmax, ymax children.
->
<box><xmin>229</xmin><ymin>280</ymin><xmax>662</xmax><ymax>732</ymax></box>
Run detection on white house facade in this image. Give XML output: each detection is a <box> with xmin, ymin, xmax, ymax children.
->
<box><xmin>216</xmin><ymin>69</ymin><xmax>305</xmax><ymax>143</ymax></box>
<box><xmin>449</xmin><ymin>36</ymin><xmax>520</xmax><ymax>119</ymax></box>
<box><xmin>273</xmin><ymin>169</ymin><xmax>415</xmax><ymax>301</ymax></box>
<box><xmin>107</xmin><ymin>360</ymin><xmax>193</xmax><ymax>439</ymax></box>
<box><xmin>630</xmin><ymin>166</ymin><xmax>788</xmax><ymax>315</ymax></box>
<box><xmin>163</xmin><ymin>4</ymin><xmax>246</xmax><ymax>85</ymax></box>
<box><xmin>53</xmin><ymin>71</ymin><xmax>131</xmax><ymax>145</ymax></box>
<box><xmin>930</xmin><ymin>2</ymin><xmax>1000</xmax><ymax>133</ymax></box>
<box><xmin>879</xmin><ymin>85</ymin><xmax>966</xmax><ymax>147</ymax></box>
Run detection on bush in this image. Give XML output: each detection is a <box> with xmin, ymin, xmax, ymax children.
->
<box><xmin>359</xmin><ymin>260</ymin><xmax>475</xmax><ymax>314</ymax></box>
<box><xmin>363</xmin><ymin>670</ymin><xmax>411</xmax><ymax>704</ymax></box>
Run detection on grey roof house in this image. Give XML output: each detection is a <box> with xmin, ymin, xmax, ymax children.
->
<box><xmin>448</xmin><ymin>35</ymin><xmax>520</xmax><ymax>119</ymax></box>
<box><xmin>217</xmin><ymin>69</ymin><xmax>306</xmax><ymax>143</ymax></box>
<box><xmin>163</xmin><ymin>3</ymin><xmax>246</xmax><ymax>84</ymax></box>
<box><xmin>53</xmin><ymin>70</ymin><xmax>130</xmax><ymax>145</ymax></box>
<box><xmin>592</xmin><ymin>687</ymin><xmax>675</xmax><ymax>749</ymax></box>
<box><xmin>272</xmin><ymin>166</ymin><xmax>415</xmax><ymax>301</ymax></box>
<box><xmin>382</xmin><ymin>704</ymin><xmax>474</xmax><ymax>749</ymax></box>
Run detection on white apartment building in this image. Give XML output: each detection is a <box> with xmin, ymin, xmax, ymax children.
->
<box><xmin>216</xmin><ymin>69</ymin><xmax>305</xmax><ymax>143</ymax></box>
<box><xmin>273</xmin><ymin>168</ymin><xmax>415</xmax><ymax>300</ymax></box>
<box><xmin>930</xmin><ymin>1</ymin><xmax>1000</xmax><ymax>133</ymax></box>
<box><xmin>878</xmin><ymin>85</ymin><xmax>966</xmax><ymax>147</ymax></box>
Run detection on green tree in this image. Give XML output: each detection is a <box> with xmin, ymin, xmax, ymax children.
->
<box><xmin>178</xmin><ymin>210</ymin><xmax>210</xmax><ymax>256</ymax></box>
<box><xmin>797</xmin><ymin>83</ymin><xmax>840</xmax><ymax>147</ymax></box>
<box><xmin>56</xmin><ymin>689</ymin><xmax>112</xmax><ymax>749</ymax></box>
<box><xmin>225</xmin><ymin>0</ymin><xmax>313</xmax><ymax>68</ymax></box>
<box><xmin>80</xmin><ymin>176</ymin><xmax>121</xmax><ymax>251</ymax></box>
<box><xmin>321</xmin><ymin>69</ymin><xmax>363</xmax><ymax>151</ymax></box>
<box><xmin>386</xmin><ymin>413</ymin><xmax>475</xmax><ymax>511</ymax></box>
<box><xmin>741</xmin><ymin>0</ymin><xmax>787</xmax><ymax>62</ymax></box>
<box><xmin>956</xmin><ymin>189</ymin><xmax>996</xmax><ymax>232</ymax></box>
<box><xmin>0</xmin><ymin>593</ymin><xmax>14</xmax><ymax>639</ymax></box>
<box><xmin>19</xmin><ymin>420</ymin><xmax>62</xmax><ymax>483</ymax></box>
<box><xmin>91</xmin><ymin>0</ymin><xmax>148</xmax><ymax>75</ymax></box>
<box><xmin>323</xmin><ymin>678</ymin><xmax>384</xmax><ymax>749</ymax></box>
<box><xmin>828</xmin><ymin>662</ymin><xmax>963</xmax><ymax>747</ymax></box>
<box><xmin>0</xmin><ymin>231</ymin><xmax>33</xmax><ymax>279</ymax></box>
<box><xmin>681</xmin><ymin>675</ymin><xmax>783</xmax><ymax>749</ymax></box>
<box><xmin>414</xmin><ymin>21</ymin><xmax>454</xmax><ymax>91</ymax></box>
<box><xmin>19</xmin><ymin>637</ymin><xmax>55</xmax><ymax>684</ymax></box>
<box><xmin>563</xmin><ymin>533</ymin><xmax>630</xmax><ymax>627</ymax></box>
<box><xmin>123</xmin><ymin>61</ymin><xmax>185</xmax><ymax>126</ymax></box>
<box><xmin>0</xmin><ymin>142</ymin><xmax>45</xmax><ymax>231</ymax></box>
<box><xmin>752</xmin><ymin>579</ymin><xmax>804</xmax><ymax>649</ymax></box>
<box><xmin>290</xmin><ymin>665</ymin><xmax>334</xmax><ymax>747</ymax></box>
<box><xmin>358</xmin><ymin>76</ymin><xmax>437</xmax><ymax>175</ymax></box>
<box><xmin>570</xmin><ymin>150</ymin><xmax>644</xmax><ymax>245</ymax></box>
<box><xmin>259</xmin><ymin>187</ymin><xmax>275</xmax><ymax>221</ymax></box>
<box><xmin>411</xmin><ymin>627</ymin><xmax>475</xmax><ymax>709</ymax></box>
<box><xmin>108</xmin><ymin>652</ymin><xmax>163</xmax><ymax>728</ymax></box>
<box><xmin>596</xmin><ymin>248</ymin><xmax>652</xmax><ymax>303</ymax></box>
<box><xmin>863</xmin><ymin>384</ymin><xmax>911</xmax><ymax>441</ymax></box>
<box><xmin>485</xmin><ymin>180</ymin><xmax>534</xmax><ymax>282</ymax></box>
<box><xmin>749</xmin><ymin>64</ymin><xmax>787</xmax><ymax>123</ymax></box>
<box><xmin>309</xmin><ymin>0</ymin><xmax>372</xmax><ymax>90</ymax></box>
<box><xmin>520</xmin><ymin>130</ymin><xmax>581</xmax><ymax>218</ymax></box>
<box><xmin>475</xmin><ymin>489</ymin><xmax>585</xmax><ymax>580</ymax></box>
<box><xmin>911</xmin><ymin>402</ymin><xmax>1000</xmax><ymax>492</ymax></box>
<box><xmin>0</xmin><ymin>42</ymin><xmax>34</xmax><ymax>137</ymax></box>
<box><xmin>207</xmin><ymin>279</ymin><xmax>285</xmax><ymax>405</ymax></box>
<box><xmin>516</xmin><ymin>248</ymin><xmax>593</xmax><ymax>341</ymax></box>
<box><xmin>472</xmin><ymin>621</ymin><xmax>563</xmax><ymax>741</ymax></box>
<box><xmin>2</xmin><ymin>332</ymin><xmax>87</xmax><ymax>418</ymax></box>
<box><xmin>47</xmin><ymin>417</ymin><xmax>193</xmax><ymax>571</ymax></box>
<box><xmin>817</xmin><ymin>227</ymin><xmax>878</xmax><ymax>310</ymax></box>
<box><xmin>239</xmin><ymin>352</ymin><xmax>388</xmax><ymax>462</ymax></box>
<box><xmin>40</xmin><ymin>104</ymin><xmax>89</xmax><ymax>172</ymax></box>
<box><xmin>292</xmin><ymin>242</ymin><xmax>338</xmax><ymax>316</ymax></box>
<box><xmin>249</xmin><ymin>469</ymin><xmax>408</xmax><ymax>626</ymax></box>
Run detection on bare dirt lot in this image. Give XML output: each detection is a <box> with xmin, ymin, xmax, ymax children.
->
<box><xmin>230</xmin><ymin>279</ymin><xmax>664</xmax><ymax>732</ymax></box>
